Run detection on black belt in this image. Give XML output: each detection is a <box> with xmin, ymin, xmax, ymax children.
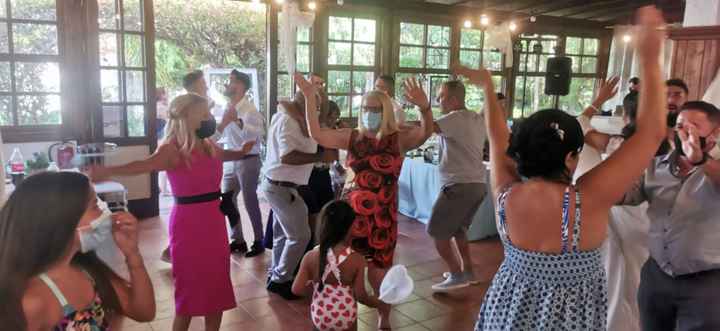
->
<box><xmin>265</xmin><ymin>177</ymin><xmax>298</xmax><ymax>188</ymax></box>
<box><xmin>174</xmin><ymin>191</ymin><xmax>221</xmax><ymax>205</ymax></box>
<box><xmin>239</xmin><ymin>154</ymin><xmax>260</xmax><ymax>160</ymax></box>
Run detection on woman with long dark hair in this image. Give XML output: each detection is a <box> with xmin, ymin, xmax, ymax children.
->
<box><xmin>460</xmin><ymin>6</ymin><xmax>668</xmax><ymax>330</ymax></box>
<box><xmin>0</xmin><ymin>172</ymin><xmax>155</xmax><ymax>330</ymax></box>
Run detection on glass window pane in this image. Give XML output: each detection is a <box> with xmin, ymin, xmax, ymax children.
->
<box><xmin>0</xmin><ymin>24</ymin><xmax>8</xmax><ymax>53</ymax></box>
<box><xmin>15</xmin><ymin>62</ymin><xmax>59</xmax><ymax>92</ymax></box>
<box><xmin>101</xmin><ymin>69</ymin><xmax>120</xmax><ymax>102</ymax></box>
<box><xmin>582</xmin><ymin>57</ymin><xmax>597</xmax><ymax>73</ymax></box>
<box><xmin>297</xmin><ymin>26</ymin><xmax>311</xmax><ymax>42</ymax></box>
<box><xmin>10</xmin><ymin>0</ymin><xmax>56</xmax><ymax>21</ymax></box>
<box><xmin>514</xmin><ymin>76</ymin><xmax>555</xmax><ymax>118</ymax></box>
<box><xmin>569</xmin><ymin>56</ymin><xmax>580</xmax><ymax>73</ymax></box>
<box><xmin>351</xmin><ymin>94</ymin><xmax>364</xmax><ymax>118</ymax></box>
<box><xmin>123</xmin><ymin>0</ymin><xmax>143</xmax><ymax>32</ymax></box>
<box><xmin>461</xmin><ymin>29</ymin><xmax>482</xmax><ymax>49</ymax></box>
<box><xmin>330</xmin><ymin>95</ymin><xmax>349</xmax><ymax>117</ymax></box>
<box><xmin>329</xmin><ymin>16</ymin><xmax>352</xmax><ymax>41</ymax></box>
<box><xmin>18</xmin><ymin>94</ymin><xmax>60</xmax><ymax>125</ymax></box>
<box><xmin>98</xmin><ymin>0</ymin><xmax>118</xmax><ymax>30</ymax></box>
<box><xmin>278</xmin><ymin>44</ymin><xmax>289</xmax><ymax>72</ymax></box>
<box><xmin>353</xmin><ymin>18</ymin><xmax>375</xmax><ymax>42</ymax></box>
<box><xmin>459</xmin><ymin>50</ymin><xmax>480</xmax><ymax>68</ymax></box>
<box><xmin>428</xmin><ymin>25</ymin><xmax>450</xmax><ymax>47</ymax></box>
<box><xmin>483</xmin><ymin>51</ymin><xmax>503</xmax><ymax>71</ymax></box>
<box><xmin>99</xmin><ymin>32</ymin><xmax>119</xmax><ymax>66</ymax></box>
<box><xmin>352</xmin><ymin>71</ymin><xmax>373</xmax><ymax>94</ymax></box>
<box><xmin>539</xmin><ymin>54</ymin><xmax>553</xmax><ymax>72</ymax></box>
<box><xmin>429</xmin><ymin>75</ymin><xmax>449</xmax><ymax>108</ymax></box>
<box><xmin>124</xmin><ymin>34</ymin><xmax>143</xmax><ymax>67</ymax></box>
<box><xmin>520</xmin><ymin>54</ymin><xmax>538</xmax><ymax>72</ymax></box>
<box><xmin>427</xmin><ymin>48</ymin><xmax>449</xmax><ymax>69</ymax></box>
<box><xmin>0</xmin><ymin>61</ymin><xmax>10</xmax><ymax>91</ymax></box>
<box><xmin>353</xmin><ymin>43</ymin><xmax>374</xmax><ymax>66</ymax></box>
<box><xmin>126</xmin><ymin>70</ymin><xmax>145</xmax><ymax>102</ymax></box>
<box><xmin>541</xmin><ymin>40</ymin><xmax>557</xmax><ymax>54</ymax></box>
<box><xmin>103</xmin><ymin>105</ymin><xmax>123</xmax><ymax>137</ymax></box>
<box><xmin>394</xmin><ymin>73</ymin><xmax>415</xmax><ymax>103</ymax></box>
<box><xmin>13</xmin><ymin>23</ymin><xmax>58</xmax><ymax>55</ymax></box>
<box><xmin>327</xmin><ymin>70</ymin><xmax>350</xmax><ymax>93</ymax></box>
<box><xmin>328</xmin><ymin>41</ymin><xmax>351</xmax><ymax>65</ymax></box>
<box><xmin>560</xmin><ymin>78</ymin><xmax>596</xmax><ymax>115</ymax></box>
<box><xmin>584</xmin><ymin>38</ymin><xmax>599</xmax><ymax>55</ymax></box>
<box><xmin>566</xmin><ymin>37</ymin><xmax>582</xmax><ymax>55</ymax></box>
<box><xmin>277</xmin><ymin>73</ymin><xmax>292</xmax><ymax>99</ymax></box>
<box><xmin>296</xmin><ymin>44</ymin><xmax>310</xmax><ymax>72</ymax></box>
<box><xmin>0</xmin><ymin>1</ymin><xmax>6</xmax><ymax>18</ymax></box>
<box><xmin>400</xmin><ymin>22</ymin><xmax>424</xmax><ymax>45</ymax></box>
<box><xmin>465</xmin><ymin>80</ymin><xmax>483</xmax><ymax>111</ymax></box>
<box><xmin>128</xmin><ymin>105</ymin><xmax>145</xmax><ymax>136</ymax></box>
<box><xmin>399</xmin><ymin>46</ymin><xmax>423</xmax><ymax>68</ymax></box>
<box><xmin>0</xmin><ymin>96</ymin><xmax>12</xmax><ymax>125</ymax></box>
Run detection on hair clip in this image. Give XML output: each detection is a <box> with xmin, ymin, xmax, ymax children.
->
<box><xmin>550</xmin><ymin>122</ymin><xmax>565</xmax><ymax>141</ymax></box>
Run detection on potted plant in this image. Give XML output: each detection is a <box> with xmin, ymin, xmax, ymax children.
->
<box><xmin>26</xmin><ymin>152</ymin><xmax>50</xmax><ymax>176</ymax></box>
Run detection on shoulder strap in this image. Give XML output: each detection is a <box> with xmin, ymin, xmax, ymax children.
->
<box><xmin>322</xmin><ymin>249</ymin><xmax>344</xmax><ymax>285</ymax></box>
<box><xmin>496</xmin><ymin>184</ymin><xmax>515</xmax><ymax>243</ymax></box>
<box><xmin>38</xmin><ymin>273</ymin><xmax>74</xmax><ymax>315</ymax></box>
<box><xmin>571</xmin><ymin>189</ymin><xmax>583</xmax><ymax>252</ymax></box>
<box><xmin>560</xmin><ymin>187</ymin><xmax>572</xmax><ymax>254</ymax></box>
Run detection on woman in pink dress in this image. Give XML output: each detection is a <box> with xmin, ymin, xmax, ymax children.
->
<box><xmin>90</xmin><ymin>93</ymin><xmax>254</xmax><ymax>331</ymax></box>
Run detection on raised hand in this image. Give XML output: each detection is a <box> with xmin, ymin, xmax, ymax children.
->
<box><xmin>453</xmin><ymin>65</ymin><xmax>493</xmax><ymax>89</ymax></box>
<box><xmin>86</xmin><ymin>165</ymin><xmax>111</xmax><ymax>183</ymax></box>
<box><xmin>402</xmin><ymin>77</ymin><xmax>431</xmax><ymax>111</ymax></box>
<box><xmin>634</xmin><ymin>5</ymin><xmax>666</xmax><ymax>62</ymax></box>
<box><xmin>294</xmin><ymin>72</ymin><xmax>318</xmax><ymax>99</ymax></box>
<box><xmin>111</xmin><ymin>211</ymin><xmax>141</xmax><ymax>258</ymax></box>
<box><xmin>596</xmin><ymin>76</ymin><xmax>620</xmax><ymax>104</ymax></box>
<box><xmin>677</xmin><ymin>123</ymin><xmax>705</xmax><ymax>164</ymax></box>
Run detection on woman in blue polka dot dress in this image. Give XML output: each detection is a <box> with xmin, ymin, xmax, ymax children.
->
<box><xmin>453</xmin><ymin>6</ymin><xmax>668</xmax><ymax>330</ymax></box>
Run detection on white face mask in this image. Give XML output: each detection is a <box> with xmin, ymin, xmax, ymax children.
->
<box><xmin>77</xmin><ymin>201</ymin><xmax>113</xmax><ymax>253</ymax></box>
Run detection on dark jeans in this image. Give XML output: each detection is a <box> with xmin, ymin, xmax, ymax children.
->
<box><xmin>638</xmin><ymin>258</ymin><xmax>720</xmax><ymax>331</ymax></box>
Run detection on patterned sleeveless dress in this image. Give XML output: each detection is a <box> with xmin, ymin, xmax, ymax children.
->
<box><xmin>39</xmin><ymin>271</ymin><xmax>110</xmax><ymax>331</ymax></box>
<box><xmin>476</xmin><ymin>186</ymin><xmax>607</xmax><ymax>330</ymax></box>
<box><xmin>343</xmin><ymin>130</ymin><xmax>403</xmax><ymax>268</ymax></box>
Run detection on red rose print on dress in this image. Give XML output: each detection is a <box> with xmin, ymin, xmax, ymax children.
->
<box><xmin>355</xmin><ymin>170</ymin><xmax>383</xmax><ymax>190</ymax></box>
<box><xmin>348</xmin><ymin>190</ymin><xmax>379</xmax><ymax>216</ymax></box>
<box><xmin>369</xmin><ymin>227</ymin><xmax>390</xmax><ymax>250</ymax></box>
<box><xmin>369</xmin><ymin>153</ymin><xmax>396</xmax><ymax>174</ymax></box>
<box><xmin>350</xmin><ymin>215</ymin><xmax>371</xmax><ymax>237</ymax></box>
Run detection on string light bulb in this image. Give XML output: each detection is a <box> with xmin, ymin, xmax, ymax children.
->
<box><xmin>480</xmin><ymin>14</ymin><xmax>490</xmax><ymax>26</ymax></box>
<box><xmin>623</xmin><ymin>34</ymin><xmax>632</xmax><ymax>43</ymax></box>
<box><xmin>509</xmin><ymin>21</ymin><xmax>517</xmax><ymax>31</ymax></box>
<box><xmin>464</xmin><ymin>20</ymin><xmax>472</xmax><ymax>28</ymax></box>
<box><xmin>308</xmin><ymin>1</ymin><xmax>317</xmax><ymax>10</ymax></box>
<box><xmin>275</xmin><ymin>0</ymin><xmax>285</xmax><ymax>3</ymax></box>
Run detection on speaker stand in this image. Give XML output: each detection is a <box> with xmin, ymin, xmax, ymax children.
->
<box><xmin>552</xmin><ymin>95</ymin><xmax>560</xmax><ymax>109</ymax></box>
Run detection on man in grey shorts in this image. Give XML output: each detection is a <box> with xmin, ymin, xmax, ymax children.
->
<box><xmin>428</xmin><ymin>80</ymin><xmax>488</xmax><ymax>292</ymax></box>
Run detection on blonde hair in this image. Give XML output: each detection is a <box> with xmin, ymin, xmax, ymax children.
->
<box><xmin>163</xmin><ymin>93</ymin><xmax>215</xmax><ymax>159</ymax></box>
<box><xmin>357</xmin><ymin>90</ymin><xmax>398</xmax><ymax>139</ymax></box>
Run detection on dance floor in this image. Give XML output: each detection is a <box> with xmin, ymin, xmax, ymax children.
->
<box><xmin>108</xmin><ymin>195</ymin><xmax>503</xmax><ymax>331</ymax></box>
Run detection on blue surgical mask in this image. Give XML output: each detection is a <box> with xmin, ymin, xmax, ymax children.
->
<box><xmin>78</xmin><ymin>201</ymin><xmax>113</xmax><ymax>253</ymax></box>
<box><xmin>196</xmin><ymin>117</ymin><xmax>217</xmax><ymax>139</ymax></box>
<box><xmin>362</xmin><ymin>111</ymin><xmax>382</xmax><ymax>131</ymax></box>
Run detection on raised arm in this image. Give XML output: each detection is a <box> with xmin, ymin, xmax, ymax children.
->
<box><xmin>294</xmin><ymin>73</ymin><xmax>352</xmax><ymax>150</ymax></box>
<box><xmin>216</xmin><ymin>140</ymin><xmax>256</xmax><ymax>161</ymax></box>
<box><xmin>578</xmin><ymin>6</ymin><xmax>668</xmax><ymax>209</ymax></box>
<box><xmin>398</xmin><ymin>77</ymin><xmax>433</xmax><ymax>153</ymax></box>
<box><xmin>584</xmin><ymin>130</ymin><xmax>612</xmax><ymax>152</ymax></box>
<box><xmin>454</xmin><ymin>66</ymin><xmax>519</xmax><ymax>196</ymax></box>
<box><xmin>580</xmin><ymin>76</ymin><xmax>620</xmax><ymax>118</ymax></box>
<box><xmin>87</xmin><ymin>143</ymin><xmax>179</xmax><ymax>182</ymax></box>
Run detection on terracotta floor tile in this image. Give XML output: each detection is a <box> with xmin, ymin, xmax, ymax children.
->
<box><xmin>358</xmin><ymin>309</ymin><xmax>416</xmax><ymax>329</ymax></box>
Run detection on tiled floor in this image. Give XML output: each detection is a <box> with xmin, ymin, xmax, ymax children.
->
<box><xmin>108</xmin><ymin>196</ymin><xmax>504</xmax><ymax>331</ymax></box>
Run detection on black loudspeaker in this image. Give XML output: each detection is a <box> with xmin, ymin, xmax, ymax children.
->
<box><xmin>544</xmin><ymin>56</ymin><xmax>572</xmax><ymax>96</ymax></box>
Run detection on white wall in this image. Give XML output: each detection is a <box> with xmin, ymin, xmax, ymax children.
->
<box><xmin>684</xmin><ymin>0</ymin><xmax>720</xmax><ymax>27</ymax></box>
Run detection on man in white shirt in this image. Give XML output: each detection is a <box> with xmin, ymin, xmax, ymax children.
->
<box><xmin>375</xmin><ymin>75</ymin><xmax>407</xmax><ymax>125</ymax></box>
<box><xmin>261</xmin><ymin>93</ymin><xmax>334</xmax><ymax>300</ymax></box>
<box><xmin>217</xmin><ymin>70</ymin><xmax>266</xmax><ymax>258</ymax></box>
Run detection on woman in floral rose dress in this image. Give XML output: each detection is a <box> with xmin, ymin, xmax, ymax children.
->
<box><xmin>295</xmin><ymin>73</ymin><xmax>433</xmax><ymax>329</ymax></box>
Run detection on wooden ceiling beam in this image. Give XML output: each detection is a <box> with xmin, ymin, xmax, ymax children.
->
<box><xmin>550</xmin><ymin>0</ymin><xmax>629</xmax><ymax>17</ymax></box>
<box><xmin>519</xmin><ymin>0</ymin><xmax>594</xmax><ymax>16</ymax></box>
<box><xmin>571</xmin><ymin>1</ymin><xmax>654</xmax><ymax>20</ymax></box>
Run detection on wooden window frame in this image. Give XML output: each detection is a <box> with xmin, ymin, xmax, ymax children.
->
<box><xmin>276</xmin><ymin>11</ymin><xmax>314</xmax><ymax>100</ymax></box>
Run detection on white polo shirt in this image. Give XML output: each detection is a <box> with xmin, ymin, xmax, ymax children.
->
<box><xmin>262</xmin><ymin>106</ymin><xmax>318</xmax><ymax>185</ymax></box>
<box><xmin>223</xmin><ymin>95</ymin><xmax>265</xmax><ymax>156</ymax></box>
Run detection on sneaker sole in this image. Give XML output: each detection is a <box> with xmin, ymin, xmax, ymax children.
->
<box><xmin>431</xmin><ymin>282</ymin><xmax>471</xmax><ymax>293</ymax></box>
<box><xmin>442</xmin><ymin>272</ymin><xmax>481</xmax><ymax>285</ymax></box>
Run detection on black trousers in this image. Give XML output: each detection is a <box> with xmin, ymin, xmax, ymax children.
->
<box><xmin>638</xmin><ymin>258</ymin><xmax>720</xmax><ymax>331</ymax></box>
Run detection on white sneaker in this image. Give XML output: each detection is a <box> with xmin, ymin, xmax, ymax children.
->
<box><xmin>431</xmin><ymin>273</ymin><xmax>470</xmax><ymax>292</ymax></box>
<box><xmin>443</xmin><ymin>271</ymin><xmax>481</xmax><ymax>285</ymax></box>
<box><xmin>161</xmin><ymin>247</ymin><xmax>171</xmax><ymax>263</ymax></box>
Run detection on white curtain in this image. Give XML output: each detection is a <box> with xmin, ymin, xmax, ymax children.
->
<box><xmin>606</xmin><ymin>25</ymin><xmax>674</xmax><ymax>108</ymax></box>
<box><xmin>279</xmin><ymin>1</ymin><xmax>314</xmax><ymax>74</ymax></box>
<box><xmin>485</xmin><ymin>22</ymin><xmax>514</xmax><ymax>68</ymax></box>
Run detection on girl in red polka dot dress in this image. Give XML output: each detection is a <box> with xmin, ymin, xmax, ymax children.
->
<box><xmin>293</xmin><ymin>201</ymin><xmax>382</xmax><ymax>331</ymax></box>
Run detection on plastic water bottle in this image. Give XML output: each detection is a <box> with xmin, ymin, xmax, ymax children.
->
<box><xmin>9</xmin><ymin>147</ymin><xmax>25</xmax><ymax>186</ymax></box>
<box><xmin>47</xmin><ymin>161</ymin><xmax>59</xmax><ymax>172</ymax></box>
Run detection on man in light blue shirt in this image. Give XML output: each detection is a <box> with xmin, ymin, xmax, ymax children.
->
<box><xmin>621</xmin><ymin>101</ymin><xmax>720</xmax><ymax>330</ymax></box>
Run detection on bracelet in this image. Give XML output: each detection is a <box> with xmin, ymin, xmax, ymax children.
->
<box><xmin>589</xmin><ymin>104</ymin><xmax>600</xmax><ymax>113</ymax></box>
<box><xmin>690</xmin><ymin>153</ymin><xmax>708</xmax><ymax>167</ymax></box>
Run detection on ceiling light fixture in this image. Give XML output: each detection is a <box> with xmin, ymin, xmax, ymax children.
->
<box><xmin>464</xmin><ymin>20</ymin><xmax>472</xmax><ymax>28</ymax></box>
<box><xmin>509</xmin><ymin>21</ymin><xmax>517</xmax><ymax>31</ymax></box>
<box><xmin>623</xmin><ymin>34</ymin><xmax>631</xmax><ymax>43</ymax></box>
<box><xmin>480</xmin><ymin>14</ymin><xmax>490</xmax><ymax>26</ymax></box>
<box><xmin>308</xmin><ymin>1</ymin><xmax>317</xmax><ymax>10</ymax></box>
